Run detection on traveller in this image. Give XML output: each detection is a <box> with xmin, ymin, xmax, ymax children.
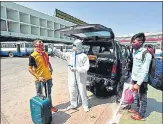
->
<box><xmin>28</xmin><ymin>40</ymin><xmax>58</xmax><ymax>112</ymax></box>
<box><xmin>128</xmin><ymin>33</ymin><xmax>152</xmax><ymax>120</ymax></box>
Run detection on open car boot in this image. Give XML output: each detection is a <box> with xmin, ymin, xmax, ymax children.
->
<box><xmin>55</xmin><ymin>24</ymin><xmax>132</xmax><ymax>98</ymax></box>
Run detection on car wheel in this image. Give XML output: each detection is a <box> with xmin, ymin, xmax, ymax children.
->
<box><xmin>9</xmin><ymin>52</ymin><xmax>14</xmax><ymax>57</ymax></box>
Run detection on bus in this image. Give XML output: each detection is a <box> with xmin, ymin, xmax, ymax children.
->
<box><xmin>0</xmin><ymin>41</ymin><xmax>34</xmax><ymax>57</ymax></box>
<box><xmin>65</xmin><ymin>45</ymin><xmax>73</xmax><ymax>53</ymax></box>
<box><xmin>53</xmin><ymin>44</ymin><xmax>73</xmax><ymax>53</ymax></box>
<box><xmin>43</xmin><ymin>43</ymin><xmax>73</xmax><ymax>56</ymax></box>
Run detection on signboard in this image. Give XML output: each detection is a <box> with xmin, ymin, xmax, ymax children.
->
<box><xmin>55</xmin><ymin>9</ymin><xmax>87</xmax><ymax>25</ymax></box>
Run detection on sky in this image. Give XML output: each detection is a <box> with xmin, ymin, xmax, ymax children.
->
<box><xmin>15</xmin><ymin>1</ymin><xmax>162</xmax><ymax>36</ymax></box>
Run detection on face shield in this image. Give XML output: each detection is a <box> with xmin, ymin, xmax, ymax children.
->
<box><xmin>73</xmin><ymin>39</ymin><xmax>83</xmax><ymax>52</ymax></box>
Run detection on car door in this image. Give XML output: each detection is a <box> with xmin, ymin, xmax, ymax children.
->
<box><xmin>115</xmin><ymin>43</ymin><xmax>131</xmax><ymax>102</ymax></box>
<box><xmin>118</xmin><ymin>44</ymin><xmax>130</xmax><ymax>82</ymax></box>
<box><xmin>55</xmin><ymin>24</ymin><xmax>115</xmax><ymax>40</ymax></box>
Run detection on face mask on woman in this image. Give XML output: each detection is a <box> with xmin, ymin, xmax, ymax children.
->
<box><xmin>35</xmin><ymin>41</ymin><xmax>44</xmax><ymax>54</ymax></box>
<box><xmin>132</xmin><ymin>39</ymin><xmax>143</xmax><ymax>50</ymax></box>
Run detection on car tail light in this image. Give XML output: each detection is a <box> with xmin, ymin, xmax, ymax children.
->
<box><xmin>111</xmin><ymin>64</ymin><xmax>116</xmax><ymax>79</ymax></box>
<box><xmin>111</xmin><ymin>64</ymin><xmax>116</xmax><ymax>73</ymax></box>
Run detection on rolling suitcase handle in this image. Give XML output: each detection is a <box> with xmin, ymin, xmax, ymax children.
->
<box><xmin>38</xmin><ymin>81</ymin><xmax>49</xmax><ymax>100</ymax></box>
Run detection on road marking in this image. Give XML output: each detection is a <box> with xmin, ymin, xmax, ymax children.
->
<box><xmin>108</xmin><ymin>103</ymin><xmax>122</xmax><ymax>124</ymax></box>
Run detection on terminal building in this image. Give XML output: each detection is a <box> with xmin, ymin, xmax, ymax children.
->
<box><xmin>0</xmin><ymin>2</ymin><xmax>87</xmax><ymax>44</ymax></box>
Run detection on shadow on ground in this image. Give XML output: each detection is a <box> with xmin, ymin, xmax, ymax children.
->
<box><xmin>145</xmin><ymin>98</ymin><xmax>162</xmax><ymax>117</ymax></box>
<box><xmin>55</xmin><ymin>94</ymin><xmax>117</xmax><ymax>111</ymax></box>
<box><xmin>55</xmin><ymin>102</ymin><xmax>70</xmax><ymax>110</ymax></box>
<box><xmin>52</xmin><ymin>111</ymin><xmax>71</xmax><ymax>124</ymax></box>
<box><xmin>88</xmin><ymin>94</ymin><xmax>117</xmax><ymax>108</ymax></box>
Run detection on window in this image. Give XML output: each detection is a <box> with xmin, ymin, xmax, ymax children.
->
<box><xmin>55</xmin><ymin>46</ymin><xmax>61</xmax><ymax>49</ymax></box>
<box><xmin>25</xmin><ymin>43</ymin><xmax>29</xmax><ymax>48</ymax></box>
<box><xmin>83</xmin><ymin>45</ymin><xmax>90</xmax><ymax>52</ymax></box>
<box><xmin>1</xmin><ymin>43</ymin><xmax>6</xmax><ymax>48</ymax></box>
<box><xmin>25</xmin><ymin>43</ymin><xmax>33</xmax><ymax>48</ymax></box>
<box><xmin>66</xmin><ymin>46</ymin><xmax>73</xmax><ymax>49</ymax></box>
<box><xmin>60</xmin><ymin>33</ymin><xmax>64</xmax><ymax>39</ymax></box>
<box><xmin>30</xmin><ymin>43</ymin><xmax>33</xmax><ymax>48</ymax></box>
<box><xmin>60</xmin><ymin>24</ymin><xmax>65</xmax><ymax>29</ymax></box>
<box><xmin>92</xmin><ymin>46</ymin><xmax>100</xmax><ymax>53</ymax></box>
<box><xmin>20</xmin><ymin>43</ymin><xmax>24</xmax><ymax>48</ymax></box>
<box><xmin>5</xmin><ymin>43</ymin><xmax>16</xmax><ymax>48</ymax></box>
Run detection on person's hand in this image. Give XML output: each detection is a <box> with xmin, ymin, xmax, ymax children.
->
<box><xmin>133</xmin><ymin>84</ymin><xmax>140</xmax><ymax>90</ymax></box>
<box><xmin>129</xmin><ymin>80</ymin><xmax>134</xmax><ymax>90</ymax></box>
<box><xmin>70</xmin><ymin>67</ymin><xmax>77</xmax><ymax>72</ymax></box>
<box><xmin>38</xmin><ymin>77</ymin><xmax>45</xmax><ymax>82</ymax></box>
<box><xmin>130</xmin><ymin>80</ymin><xmax>133</xmax><ymax>84</ymax></box>
<box><xmin>49</xmin><ymin>68</ymin><xmax>53</xmax><ymax>74</ymax></box>
<box><xmin>130</xmin><ymin>83</ymin><xmax>134</xmax><ymax>90</ymax></box>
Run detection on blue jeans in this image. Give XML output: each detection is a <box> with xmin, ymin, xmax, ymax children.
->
<box><xmin>35</xmin><ymin>79</ymin><xmax>53</xmax><ymax>107</ymax></box>
<box><xmin>132</xmin><ymin>80</ymin><xmax>148</xmax><ymax>117</ymax></box>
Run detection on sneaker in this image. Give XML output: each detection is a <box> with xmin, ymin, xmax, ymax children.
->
<box><xmin>128</xmin><ymin>109</ymin><xmax>138</xmax><ymax>114</ymax></box>
<box><xmin>83</xmin><ymin>106</ymin><xmax>90</xmax><ymax>112</ymax></box>
<box><xmin>131</xmin><ymin>114</ymin><xmax>145</xmax><ymax>121</ymax></box>
<box><xmin>66</xmin><ymin>105</ymin><xmax>77</xmax><ymax>111</ymax></box>
<box><xmin>51</xmin><ymin>107</ymin><xmax>58</xmax><ymax>112</ymax></box>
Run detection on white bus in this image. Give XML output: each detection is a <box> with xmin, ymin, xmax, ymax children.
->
<box><xmin>0</xmin><ymin>41</ymin><xmax>34</xmax><ymax>57</ymax></box>
<box><xmin>65</xmin><ymin>45</ymin><xmax>73</xmax><ymax>53</ymax></box>
<box><xmin>53</xmin><ymin>44</ymin><xmax>73</xmax><ymax>53</ymax></box>
<box><xmin>43</xmin><ymin>43</ymin><xmax>73</xmax><ymax>56</ymax></box>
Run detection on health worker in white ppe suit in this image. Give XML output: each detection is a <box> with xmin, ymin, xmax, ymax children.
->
<box><xmin>51</xmin><ymin>39</ymin><xmax>90</xmax><ymax>112</ymax></box>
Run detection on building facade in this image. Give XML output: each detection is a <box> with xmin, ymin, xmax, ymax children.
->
<box><xmin>1</xmin><ymin>2</ymin><xmax>76</xmax><ymax>43</ymax></box>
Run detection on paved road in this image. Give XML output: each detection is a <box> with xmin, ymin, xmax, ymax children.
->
<box><xmin>1</xmin><ymin>57</ymin><xmax>119</xmax><ymax>124</ymax></box>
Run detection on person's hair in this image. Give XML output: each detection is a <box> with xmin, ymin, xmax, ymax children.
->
<box><xmin>33</xmin><ymin>40</ymin><xmax>43</xmax><ymax>47</ymax></box>
<box><xmin>131</xmin><ymin>33</ymin><xmax>146</xmax><ymax>43</ymax></box>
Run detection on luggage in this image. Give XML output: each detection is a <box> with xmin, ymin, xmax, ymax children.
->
<box><xmin>124</xmin><ymin>89</ymin><xmax>134</xmax><ymax>104</ymax></box>
<box><xmin>30</xmin><ymin>82</ymin><xmax>52</xmax><ymax>124</ymax></box>
<box><xmin>142</xmin><ymin>47</ymin><xmax>163</xmax><ymax>91</ymax></box>
<box><xmin>148</xmin><ymin>58</ymin><xmax>163</xmax><ymax>91</ymax></box>
<box><xmin>88</xmin><ymin>55</ymin><xmax>97</xmax><ymax>61</ymax></box>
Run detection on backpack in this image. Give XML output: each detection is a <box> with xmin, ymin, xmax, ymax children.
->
<box><xmin>142</xmin><ymin>47</ymin><xmax>163</xmax><ymax>91</ymax></box>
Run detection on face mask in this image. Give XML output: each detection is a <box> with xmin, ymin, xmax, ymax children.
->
<box><xmin>36</xmin><ymin>44</ymin><xmax>44</xmax><ymax>53</ymax></box>
<box><xmin>132</xmin><ymin>42</ymin><xmax>142</xmax><ymax>49</ymax></box>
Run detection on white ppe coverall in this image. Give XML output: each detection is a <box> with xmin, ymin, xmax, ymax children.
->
<box><xmin>52</xmin><ymin>39</ymin><xmax>90</xmax><ymax>111</ymax></box>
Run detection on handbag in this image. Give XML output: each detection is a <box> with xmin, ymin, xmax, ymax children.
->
<box><xmin>124</xmin><ymin>88</ymin><xmax>134</xmax><ymax>104</ymax></box>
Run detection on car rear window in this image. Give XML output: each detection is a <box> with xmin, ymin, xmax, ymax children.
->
<box><xmin>83</xmin><ymin>43</ymin><xmax>114</xmax><ymax>54</ymax></box>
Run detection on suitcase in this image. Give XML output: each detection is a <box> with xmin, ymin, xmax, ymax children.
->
<box><xmin>30</xmin><ymin>82</ymin><xmax>52</xmax><ymax>124</ymax></box>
